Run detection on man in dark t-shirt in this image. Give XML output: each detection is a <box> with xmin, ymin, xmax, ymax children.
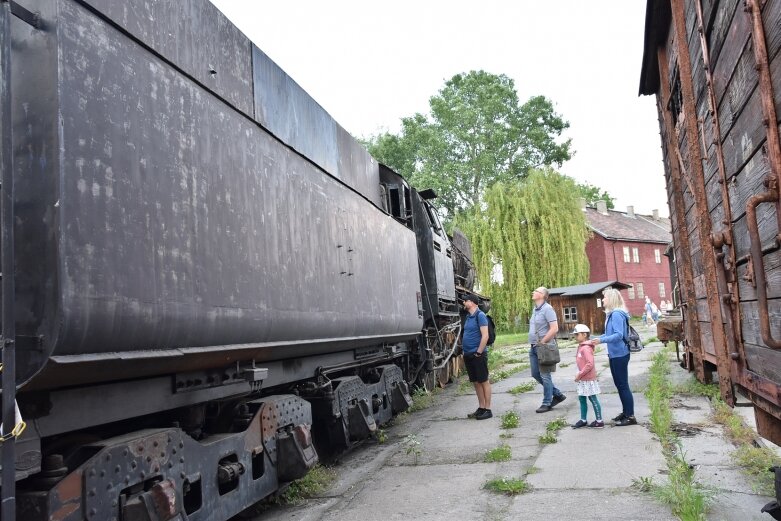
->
<box><xmin>462</xmin><ymin>294</ymin><xmax>492</xmax><ymax>420</ymax></box>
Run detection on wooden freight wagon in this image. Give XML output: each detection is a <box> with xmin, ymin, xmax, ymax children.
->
<box><xmin>640</xmin><ymin>0</ymin><xmax>781</xmax><ymax>444</ymax></box>
<box><xmin>547</xmin><ymin>281</ymin><xmax>631</xmax><ymax>339</ymax></box>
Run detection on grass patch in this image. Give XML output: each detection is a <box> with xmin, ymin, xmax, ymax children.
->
<box><xmin>484</xmin><ymin>444</ymin><xmax>512</xmax><ymax>462</ymax></box>
<box><xmin>712</xmin><ymin>399</ymin><xmax>755</xmax><ymax>445</ymax></box>
<box><xmin>539</xmin><ymin>417</ymin><xmax>568</xmax><ymax>444</ymax></box>
<box><xmin>653</xmin><ymin>447</ymin><xmax>713</xmax><ymax>520</ymax></box>
<box><xmin>483</xmin><ymin>477</ymin><xmax>529</xmax><ymax>495</ymax></box>
<box><xmin>494</xmin><ymin>332</ymin><xmax>529</xmax><ymax>348</ymax></box>
<box><xmin>646</xmin><ymin>336</ymin><xmax>659</xmax><ymax>343</ymax></box>
<box><xmin>631</xmin><ymin>476</ymin><xmax>654</xmax><ymax>492</ymax></box>
<box><xmin>408</xmin><ymin>386</ymin><xmax>439</xmax><ymax>412</ymax></box>
<box><xmin>644</xmin><ymin>346</ymin><xmax>713</xmax><ymax>518</ymax></box>
<box><xmin>509</xmin><ymin>381</ymin><xmax>536</xmax><ymax>394</ymax></box>
<box><xmin>280</xmin><ymin>465</ymin><xmax>336</xmax><ymax>504</ymax></box>
<box><xmin>732</xmin><ymin>445</ymin><xmax>781</xmax><ymax>495</ymax></box>
<box><xmin>675</xmin><ymin>378</ymin><xmax>719</xmax><ymax>399</ymax></box>
<box><xmin>500</xmin><ymin>411</ymin><xmax>520</xmax><ymax>429</ymax></box>
<box><xmin>526</xmin><ymin>466</ymin><xmax>540</xmax><ymax>474</ymax></box>
<box><xmin>499</xmin><ymin>432</ymin><xmax>514</xmax><ymax>439</ymax></box>
<box><xmin>559</xmin><ymin>362</ymin><xmax>570</xmax><ymax>368</ymax></box>
<box><xmin>457</xmin><ymin>376</ymin><xmax>473</xmax><ymax>395</ymax></box>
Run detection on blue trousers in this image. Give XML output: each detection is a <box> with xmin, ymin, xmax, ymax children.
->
<box><xmin>609</xmin><ymin>354</ymin><xmax>634</xmax><ymax>416</ymax></box>
<box><xmin>530</xmin><ymin>345</ymin><xmax>564</xmax><ymax>406</ymax></box>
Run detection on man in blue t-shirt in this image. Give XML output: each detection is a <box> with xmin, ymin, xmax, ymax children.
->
<box><xmin>462</xmin><ymin>294</ymin><xmax>492</xmax><ymax>420</ymax></box>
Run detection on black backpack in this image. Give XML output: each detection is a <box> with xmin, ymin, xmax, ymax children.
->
<box><xmin>486</xmin><ymin>314</ymin><xmax>496</xmax><ymax>346</ymax></box>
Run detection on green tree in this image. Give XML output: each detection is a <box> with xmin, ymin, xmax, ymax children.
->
<box><xmin>576</xmin><ymin>181</ymin><xmax>615</xmax><ymax>209</ymax></box>
<box><xmin>454</xmin><ymin>169</ymin><xmax>591</xmax><ymax>329</ymax></box>
<box><xmin>365</xmin><ymin>71</ymin><xmax>571</xmax><ymax>218</ymax></box>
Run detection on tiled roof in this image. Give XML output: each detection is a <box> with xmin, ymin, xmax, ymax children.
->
<box><xmin>548</xmin><ymin>280</ymin><xmax>632</xmax><ymax>297</ymax></box>
<box><xmin>584</xmin><ymin>207</ymin><xmax>672</xmax><ymax>243</ymax></box>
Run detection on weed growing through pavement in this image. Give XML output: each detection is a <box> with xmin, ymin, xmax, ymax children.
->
<box><xmin>483</xmin><ymin>477</ymin><xmax>529</xmax><ymax>495</ymax></box>
<box><xmin>409</xmin><ymin>386</ymin><xmax>441</xmax><ymax>412</ymax></box>
<box><xmin>646</xmin><ymin>336</ymin><xmax>659</xmax><ymax>343</ymax></box>
<box><xmin>732</xmin><ymin>445</ymin><xmax>781</xmax><ymax>495</ymax></box>
<box><xmin>509</xmin><ymin>382</ymin><xmax>536</xmax><ymax>394</ymax></box>
<box><xmin>644</xmin><ymin>346</ymin><xmax>712</xmax><ymax>518</ymax></box>
<box><xmin>404</xmin><ymin>434</ymin><xmax>422</xmax><ymax>464</ymax></box>
<box><xmin>631</xmin><ymin>476</ymin><xmax>654</xmax><ymax>492</ymax></box>
<box><xmin>484</xmin><ymin>444</ymin><xmax>512</xmax><ymax>462</ymax></box>
<box><xmin>675</xmin><ymin>378</ymin><xmax>719</xmax><ymax>399</ymax></box>
<box><xmin>538</xmin><ymin>417</ymin><xmax>567</xmax><ymax>444</ymax></box>
<box><xmin>500</xmin><ymin>411</ymin><xmax>520</xmax><ymax>429</ymax></box>
<box><xmin>559</xmin><ymin>362</ymin><xmax>570</xmax><ymax>368</ymax></box>
<box><xmin>526</xmin><ymin>466</ymin><xmax>540</xmax><ymax>474</ymax></box>
<box><xmin>279</xmin><ymin>465</ymin><xmax>336</xmax><ymax>504</ymax></box>
<box><xmin>499</xmin><ymin>432</ymin><xmax>514</xmax><ymax>439</ymax></box>
<box><xmin>653</xmin><ymin>445</ymin><xmax>714</xmax><ymax>520</ymax></box>
<box><xmin>375</xmin><ymin>428</ymin><xmax>387</xmax><ymax>444</ymax></box>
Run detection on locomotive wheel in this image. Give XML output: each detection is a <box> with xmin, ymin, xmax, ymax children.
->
<box><xmin>436</xmin><ymin>363</ymin><xmax>452</xmax><ymax>388</ymax></box>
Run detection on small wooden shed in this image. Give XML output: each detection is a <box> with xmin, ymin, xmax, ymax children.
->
<box><xmin>547</xmin><ymin>281</ymin><xmax>631</xmax><ymax>339</ymax></box>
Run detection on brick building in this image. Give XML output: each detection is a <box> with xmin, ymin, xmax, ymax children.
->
<box><xmin>584</xmin><ymin>201</ymin><xmax>672</xmax><ymax>316</ymax></box>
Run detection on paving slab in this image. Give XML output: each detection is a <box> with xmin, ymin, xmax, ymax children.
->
<box><xmin>707</xmin><ymin>491</ymin><xmax>773</xmax><ymax>521</ymax></box>
<box><xmin>527</xmin><ymin>394</ymin><xmax>667</xmax><ymax>490</ymax></box>
<box><xmin>506</xmin><ymin>489</ymin><xmax>676</xmax><ymax>520</ymax></box>
<box><xmin>318</xmin><ymin>463</ymin><xmax>508</xmax><ymax>521</ymax></box>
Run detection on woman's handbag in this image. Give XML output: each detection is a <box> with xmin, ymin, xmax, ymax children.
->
<box><xmin>537</xmin><ymin>343</ymin><xmax>560</xmax><ymax>365</ymax></box>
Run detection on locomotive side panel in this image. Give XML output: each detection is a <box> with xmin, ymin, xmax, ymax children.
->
<box><xmin>13</xmin><ymin>0</ymin><xmax>422</xmax><ymax>389</ymax></box>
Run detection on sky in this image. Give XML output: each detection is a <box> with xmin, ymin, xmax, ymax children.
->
<box><xmin>209</xmin><ymin>0</ymin><xmax>669</xmax><ymax>217</ymax></box>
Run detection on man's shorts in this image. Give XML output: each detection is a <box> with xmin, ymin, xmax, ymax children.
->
<box><xmin>464</xmin><ymin>352</ymin><xmax>489</xmax><ymax>383</ymax></box>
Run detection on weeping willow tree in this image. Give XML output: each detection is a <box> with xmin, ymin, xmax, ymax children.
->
<box><xmin>454</xmin><ymin>168</ymin><xmax>591</xmax><ymax>329</ymax></box>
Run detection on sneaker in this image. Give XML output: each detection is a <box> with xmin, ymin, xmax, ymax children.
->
<box><xmin>535</xmin><ymin>405</ymin><xmax>552</xmax><ymax>413</ymax></box>
<box><xmin>612</xmin><ymin>412</ymin><xmax>626</xmax><ymax>422</ymax></box>
<box><xmin>475</xmin><ymin>409</ymin><xmax>493</xmax><ymax>420</ymax></box>
<box><xmin>615</xmin><ymin>416</ymin><xmax>638</xmax><ymax>427</ymax></box>
<box><xmin>551</xmin><ymin>394</ymin><xmax>567</xmax><ymax>407</ymax></box>
<box><xmin>468</xmin><ymin>408</ymin><xmax>485</xmax><ymax>419</ymax></box>
<box><xmin>588</xmin><ymin>420</ymin><xmax>605</xmax><ymax>429</ymax></box>
<box><xmin>572</xmin><ymin>419</ymin><xmax>588</xmax><ymax>429</ymax></box>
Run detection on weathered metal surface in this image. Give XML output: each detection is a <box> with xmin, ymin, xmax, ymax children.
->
<box><xmin>11</xmin><ymin>0</ymin><xmax>422</xmax><ymax>390</ymax></box>
<box><xmin>252</xmin><ymin>45</ymin><xmax>381</xmax><ymax>206</ymax></box>
<box><xmin>643</xmin><ymin>0</ymin><xmax>781</xmax><ymax>443</ymax></box>
<box><xmin>657</xmin><ymin>315</ymin><xmax>684</xmax><ymax>343</ymax></box>
<box><xmin>672</xmin><ymin>0</ymin><xmax>735</xmax><ymax>404</ymax></box>
<box><xmin>18</xmin><ymin>395</ymin><xmax>316</xmax><ymax>521</ymax></box>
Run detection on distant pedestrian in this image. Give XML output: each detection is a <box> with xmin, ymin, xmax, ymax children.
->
<box><xmin>659</xmin><ymin>300</ymin><xmax>669</xmax><ymax>315</ymax></box>
<box><xmin>529</xmin><ymin>287</ymin><xmax>566</xmax><ymax>413</ymax></box>
<box><xmin>461</xmin><ymin>295</ymin><xmax>492</xmax><ymax>420</ymax></box>
<box><xmin>571</xmin><ymin>324</ymin><xmax>603</xmax><ymax>429</ymax></box>
<box><xmin>644</xmin><ymin>296</ymin><xmax>657</xmax><ymax>327</ymax></box>
<box><xmin>591</xmin><ymin>288</ymin><xmax>637</xmax><ymax>426</ymax></box>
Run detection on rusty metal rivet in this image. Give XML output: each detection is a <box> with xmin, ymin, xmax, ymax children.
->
<box><xmin>730</xmin><ymin>352</ymin><xmax>740</xmax><ymax>360</ymax></box>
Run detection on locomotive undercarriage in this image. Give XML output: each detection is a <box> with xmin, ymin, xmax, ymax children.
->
<box><xmin>14</xmin><ymin>352</ymin><xmax>416</xmax><ymax>521</ymax></box>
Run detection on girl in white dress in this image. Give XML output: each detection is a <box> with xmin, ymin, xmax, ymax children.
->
<box><xmin>571</xmin><ymin>324</ymin><xmax>603</xmax><ymax>428</ymax></box>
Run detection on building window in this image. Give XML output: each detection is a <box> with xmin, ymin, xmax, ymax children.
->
<box><xmin>563</xmin><ymin>306</ymin><xmax>578</xmax><ymax>322</ymax></box>
<box><xmin>623</xmin><ymin>246</ymin><xmax>630</xmax><ymax>263</ymax></box>
<box><xmin>659</xmin><ymin>283</ymin><xmax>666</xmax><ymax>298</ymax></box>
<box><xmin>633</xmin><ymin>247</ymin><xmax>640</xmax><ymax>263</ymax></box>
<box><xmin>655</xmin><ymin>249</ymin><xmax>661</xmax><ymax>263</ymax></box>
<box><xmin>628</xmin><ymin>286</ymin><xmax>635</xmax><ymax>299</ymax></box>
<box><xmin>637</xmin><ymin>282</ymin><xmax>645</xmax><ymax>298</ymax></box>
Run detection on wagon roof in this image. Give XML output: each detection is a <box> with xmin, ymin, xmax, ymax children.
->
<box><xmin>639</xmin><ymin>0</ymin><xmax>672</xmax><ymax>95</ymax></box>
<box><xmin>548</xmin><ymin>281</ymin><xmax>632</xmax><ymax>297</ymax></box>
<box><xmin>584</xmin><ymin>207</ymin><xmax>672</xmax><ymax>244</ymax></box>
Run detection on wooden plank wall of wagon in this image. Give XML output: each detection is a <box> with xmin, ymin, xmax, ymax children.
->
<box><xmin>706</xmin><ymin>0</ymin><xmax>781</xmax><ymax>383</ymax></box>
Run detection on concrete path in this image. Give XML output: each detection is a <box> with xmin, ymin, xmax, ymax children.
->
<box><xmin>245</xmin><ymin>327</ymin><xmax>775</xmax><ymax>521</ymax></box>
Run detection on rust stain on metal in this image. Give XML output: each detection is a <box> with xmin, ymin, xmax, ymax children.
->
<box><xmin>694</xmin><ymin>0</ymin><xmax>745</xmax><ymax>380</ymax></box>
<box><xmin>671</xmin><ymin>0</ymin><xmax>735</xmax><ymax>404</ymax></box>
<box><xmin>744</xmin><ymin>0</ymin><xmax>781</xmax><ymax>349</ymax></box>
<box><xmin>656</xmin><ymin>44</ymin><xmax>706</xmax><ymax>382</ymax></box>
<box><xmin>53</xmin><ymin>470</ymin><xmax>82</xmax><ymax>503</ymax></box>
<box><xmin>51</xmin><ymin>502</ymin><xmax>80</xmax><ymax>521</ymax></box>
